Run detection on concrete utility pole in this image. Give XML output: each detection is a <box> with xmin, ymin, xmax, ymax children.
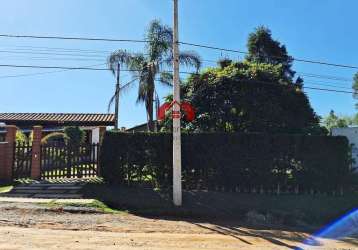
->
<box><xmin>172</xmin><ymin>0</ymin><xmax>182</xmax><ymax>206</ymax></box>
<box><xmin>114</xmin><ymin>63</ymin><xmax>120</xmax><ymax>130</ymax></box>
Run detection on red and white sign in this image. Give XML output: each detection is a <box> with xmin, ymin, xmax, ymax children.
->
<box><xmin>157</xmin><ymin>101</ymin><xmax>195</xmax><ymax>122</ymax></box>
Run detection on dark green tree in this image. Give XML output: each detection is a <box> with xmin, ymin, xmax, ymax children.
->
<box><xmin>64</xmin><ymin>126</ymin><xmax>86</xmax><ymax>147</ymax></box>
<box><xmin>352</xmin><ymin>72</ymin><xmax>358</xmax><ymax>109</ymax></box>
<box><xmin>178</xmin><ymin>61</ymin><xmax>323</xmax><ymax>134</ymax></box>
<box><xmin>322</xmin><ymin>110</ymin><xmax>357</xmax><ymax>132</ymax></box>
<box><xmin>107</xmin><ymin>20</ymin><xmax>201</xmax><ymax>131</ymax></box>
<box><xmin>246</xmin><ymin>26</ymin><xmax>295</xmax><ymax>79</ymax></box>
<box><xmin>160</xmin><ymin>27</ymin><xmax>322</xmax><ymax>134</ymax></box>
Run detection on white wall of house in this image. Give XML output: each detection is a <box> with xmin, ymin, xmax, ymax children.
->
<box><xmin>90</xmin><ymin>127</ymin><xmax>100</xmax><ymax>160</ymax></box>
<box><xmin>332</xmin><ymin>127</ymin><xmax>358</xmax><ymax>171</ymax></box>
<box><xmin>91</xmin><ymin>127</ymin><xmax>100</xmax><ymax>144</ymax></box>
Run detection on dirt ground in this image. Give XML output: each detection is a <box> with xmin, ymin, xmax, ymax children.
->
<box><xmin>0</xmin><ymin>202</ymin><xmax>357</xmax><ymax>250</ymax></box>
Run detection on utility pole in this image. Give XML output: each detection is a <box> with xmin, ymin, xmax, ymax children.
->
<box><xmin>114</xmin><ymin>63</ymin><xmax>120</xmax><ymax>130</ymax></box>
<box><xmin>173</xmin><ymin>0</ymin><xmax>182</xmax><ymax>206</ymax></box>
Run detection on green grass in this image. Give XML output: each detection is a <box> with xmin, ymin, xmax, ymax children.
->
<box><xmin>43</xmin><ymin>199</ymin><xmax>126</xmax><ymax>214</ymax></box>
<box><xmin>0</xmin><ymin>185</ymin><xmax>13</xmax><ymax>193</ymax></box>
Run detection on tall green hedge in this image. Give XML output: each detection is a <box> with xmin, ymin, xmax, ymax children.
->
<box><xmin>100</xmin><ymin>132</ymin><xmax>351</xmax><ymax>193</ymax></box>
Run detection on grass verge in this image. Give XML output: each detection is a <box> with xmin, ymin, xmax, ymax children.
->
<box><xmin>0</xmin><ymin>185</ymin><xmax>13</xmax><ymax>193</ymax></box>
<box><xmin>43</xmin><ymin>199</ymin><xmax>126</xmax><ymax>214</ymax></box>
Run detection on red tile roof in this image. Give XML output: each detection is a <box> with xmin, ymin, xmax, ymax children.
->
<box><xmin>0</xmin><ymin>113</ymin><xmax>115</xmax><ymax>127</ymax></box>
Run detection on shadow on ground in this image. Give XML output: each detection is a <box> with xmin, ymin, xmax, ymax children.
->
<box><xmin>1</xmin><ymin>181</ymin><xmax>358</xmax><ymax>249</ymax></box>
<box><xmin>79</xmin><ymin>183</ymin><xmax>358</xmax><ymax>248</ymax></box>
<box><xmin>81</xmin><ymin>184</ymin><xmax>358</xmax><ymax>225</ymax></box>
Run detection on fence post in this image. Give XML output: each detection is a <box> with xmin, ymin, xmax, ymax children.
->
<box><xmin>0</xmin><ymin>142</ymin><xmax>9</xmax><ymax>182</ymax></box>
<box><xmin>97</xmin><ymin>126</ymin><xmax>106</xmax><ymax>177</ymax></box>
<box><xmin>30</xmin><ymin>126</ymin><xmax>42</xmax><ymax>179</ymax></box>
<box><xmin>0</xmin><ymin>126</ymin><xmax>17</xmax><ymax>182</ymax></box>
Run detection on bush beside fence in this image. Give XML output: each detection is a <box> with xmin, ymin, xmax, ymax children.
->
<box><xmin>100</xmin><ymin>132</ymin><xmax>351</xmax><ymax>193</ymax></box>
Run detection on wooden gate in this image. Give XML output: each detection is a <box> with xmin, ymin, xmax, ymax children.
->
<box><xmin>13</xmin><ymin>142</ymin><xmax>32</xmax><ymax>179</ymax></box>
<box><xmin>40</xmin><ymin>143</ymin><xmax>100</xmax><ymax>179</ymax></box>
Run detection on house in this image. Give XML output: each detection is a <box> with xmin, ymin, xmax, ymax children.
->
<box><xmin>126</xmin><ymin>121</ymin><xmax>160</xmax><ymax>132</ymax></box>
<box><xmin>126</xmin><ymin>122</ymin><xmax>148</xmax><ymax>132</ymax></box>
<box><xmin>332</xmin><ymin>127</ymin><xmax>358</xmax><ymax>172</ymax></box>
<box><xmin>0</xmin><ymin>113</ymin><xmax>115</xmax><ymax>143</ymax></box>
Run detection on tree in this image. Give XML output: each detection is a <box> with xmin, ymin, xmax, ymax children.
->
<box><xmin>353</xmin><ymin>113</ymin><xmax>358</xmax><ymax>125</ymax></box>
<box><xmin>15</xmin><ymin>130</ymin><xmax>28</xmax><ymax>144</ymax></box>
<box><xmin>323</xmin><ymin>110</ymin><xmax>347</xmax><ymax>130</ymax></box>
<box><xmin>41</xmin><ymin>132</ymin><xmax>66</xmax><ymax>144</ymax></box>
<box><xmin>107</xmin><ymin>20</ymin><xmax>201</xmax><ymax>131</ymax></box>
<box><xmin>352</xmin><ymin>72</ymin><xmax>358</xmax><ymax>109</ymax></box>
<box><xmin>178</xmin><ymin>61</ymin><xmax>323</xmax><ymax>134</ymax></box>
<box><xmin>63</xmin><ymin>126</ymin><xmax>86</xmax><ymax>147</ymax></box>
<box><xmin>160</xmin><ymin>27</ymin><xmax>323</xmax><ymax>134</ymax></box>
<box><xmin>323</xmin><ymin>110</ymin><xmax>356</xmax><ymax>131</ymax></box>
<box><xmin>246</xmin><ymin>26</ymin><xmax>295</xmax><ymax>79</ymax></box>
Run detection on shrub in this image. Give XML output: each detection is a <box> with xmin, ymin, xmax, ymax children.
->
<box><xmin>100</xmin><ymin>132</ymin><xmax>351</xmax><ymax>193</ymax></box>
<box><xmin>41</xmin><ymin>132</ymin><xmax>66</xmax><ymax>144</ymax></box>
<box><xmin>15</xmin><ymin>130</ymin><xmax>28</xmax><ymax>144</ymax></box>
<box><xmin>64</xmin><ymin>126</ymin><xmax>86</xmax><ymax>146</ymax></box>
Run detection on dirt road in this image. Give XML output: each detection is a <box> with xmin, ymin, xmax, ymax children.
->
<box><xmin>0</xmin><ymin>202</ymin><xmax>357</xmax><ymax>250</ymax></box>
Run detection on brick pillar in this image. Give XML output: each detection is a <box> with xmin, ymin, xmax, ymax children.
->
<box><xmin>0</xmin><ymin>126</ymin><xmax>17</xmax><ymax>182</ymax></box>
<box><xmin>5</xmin><ymin>126</ymin><xmax>16</xmax><ymax>181</ymax></box>
<box><xmin>0</xmin><ymin>142</ymin><xmax>9</xmax><ymax>182</ymax></box>
<box><xmin>30</xmin><ymin>126</ymin><xmax>42</xmax><ymax>179</ymax></box>
<box><xmin>5</xmin><ymin>125</ymin><xmax>17</xmax><ymax>145</ymax></box>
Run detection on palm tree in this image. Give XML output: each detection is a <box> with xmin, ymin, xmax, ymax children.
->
<box><xmin>107</xmin><ymin>20</ymin><xmax>201</xmax><ymax>131</ymax></box>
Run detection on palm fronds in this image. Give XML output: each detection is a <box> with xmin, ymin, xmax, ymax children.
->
<box><xmin>146</xmin><ymin>19</ymin><xmax>173</xmax><ymax>60</ymax></box>
<box><xmin>159</xmin><ymin>72</ymin><xmax>173</xmax><ymax>86</ymax></box>
<box><xmin>107</xmin><ymin>20</ymin><xmax>202</xmax><ymax>131</ymax></box>
<box><xmin>179</xmin><ymin>51</ymin><xmax>202</xmax><ymax>71</ymax></box>
<box><xmin>164</xmin><ymin>50</ymin><xmax>201</xmax><ymax>72</ymax></box>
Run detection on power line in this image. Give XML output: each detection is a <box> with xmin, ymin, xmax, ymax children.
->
<box><xmin>297</xmin><ymin>72</ymin><xmax>352</xmax><ymax>82</ymax></box>
<box><xmin>0</xmin><ymin>63</ymin><xmax>198</xmax><ymax>74</ymax></box>
<box><xmin>6</xmin><ymin>45</ymin><xmax>113</xmax><ymax>54</ymax></box>
<box><xmin>1</xmin><ymin>58</ymin><xmax>354</xmax><ymax>88</ymax></box>
<box><xmin>0</xmin><ymin>63</ymin><xmax>107</xmax><ymax>79</ymax></box>
<box><xmin>0</xmin><ymin>55</ymin><xmax>105</xmax><ymax>62</ymax></box>
<box><xmin>201</xmin><ymin>59</ymin><xmax>354</xmax><ymax>84</ymax></box>
<box><xmin>0</xmin><ymin>34</ymin><xmax>148</xmax><ymax>43</ymax></box>
<box><xmin>180</xmin><ymin>42</ymin><xmax>247</xmax><ymax>54</ymax></box>
<box><xmin>0</xmin><ymin>62</ymin><xmax>354</xmax><ymax>94</ymax></box>
<box><xmin>304</xmin><ymin>82</ymin><xmax>352</xmax><ymax>90</ymax></box>
<box><xmin>199</xmin><ymin>60</ymin><xmax>353</xmax><ymax>88</ymax></box>
<box><xmin>1</xmin><ymin>33</ymin><xmax>358</xmax><ymax>70</ymax></box>
<box><xmin>0</xmin><ymin>49</ymin><xmax>108</xmax><ymax>58</ymax></box>
<box><xmin>1</xmin><ymin>53</ymin><xmax>353</xmax><ymax>85</ymax></box>
<box><xmin>234</xmin><ymin>79</ymin><xmax>356</xmax><ymax>94</ymax></box>
<box><xmin>0</xmin><ymin>63</ymin><xmax>197</xmax><ymax>78</ymax></box>
<box><xmin>0</xmin><ymin>64</ymin><xmax>110</xmax><ymax>71</ymax></box>
<box><xmin>304</xmin><ymin>86</ymin><xmax>354</xmax><ymax>94</ymax></box>
<box><xmin>179</xmin><ymin>42</ymin><xmax>358</xmax><ymax>70</ymax></box>
<box><xmin>0</xmin><ymin>44</ymin><xmax>355</xmax><ymax>84</ymax></box>
<box><xmin>0</xmin><ymin>44</ymin><xmax>354</xmax><ymax>87</ymax></box>
<box><xmin>0</xmin><ymin>48</ymin><xmax>152</xmax><ymax>60</ymax></box>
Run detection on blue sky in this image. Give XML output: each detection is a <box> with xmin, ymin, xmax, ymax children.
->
<box><xmin>0</xmin><ymin>0</ymin><xmax>357</xmax><ymax>128</ymax></box>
